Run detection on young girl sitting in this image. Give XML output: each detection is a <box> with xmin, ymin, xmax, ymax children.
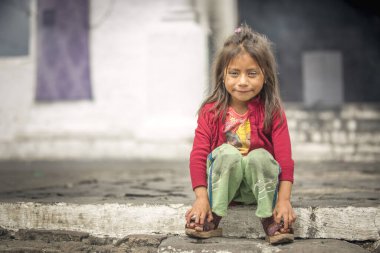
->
<box><xmin>185</xmin><ymin>24</ymin><xmax>296</xmax><ymax>244</ymax></box>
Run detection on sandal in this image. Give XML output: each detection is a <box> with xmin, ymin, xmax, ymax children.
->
<box><xmin>185</xmin><ymin>213</ymin><xmax>222</xmax><ymax>239</ymax></box>
<box><xmin>261</xmin><ymin>216</ymin><xmax>294</xmax><ymax>244</ymax></box>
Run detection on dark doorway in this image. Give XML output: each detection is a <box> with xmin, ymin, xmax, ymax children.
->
<box><xmin>36</xmin><ymin>0</ymin><xmax>92</xmax><ymax>101</ymax></box>
<box><xmin>238</xmin><ymin>0</ymin><xmax>380</xmax><ymax>103</ymax></box>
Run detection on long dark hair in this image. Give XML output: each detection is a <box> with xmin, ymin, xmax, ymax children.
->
<box><xmin>199</xmin><ymin>24</ymin><xmax>283</xmax><ymax>131</ymax></box>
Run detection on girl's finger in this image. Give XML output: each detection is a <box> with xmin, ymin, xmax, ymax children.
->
<box><xmin>194</xmin><ymin>213</ymin><xmax>200</xmax><ymax>224</ymax></box>
<box><xmin>199</xmin><ymin>213</ymin><xmax>206</xmax><ymax>225</ymax></box>
<box><xmin>274</xmin><ymin>211</ymin><xmax>282</xmax><ymax>224</ymax></box>
<box><xmin>288</xmin><ymin>210</ymin><xmax>296</xmax><ymax>225</ymax></box>
<box><xmin>207</xmin><ymin>210</ymin><xmax>214</xmax><ymax>222</ymax></box>
<box><xmin>291</xmin><ymin>212</ymin><xmax>296</xmax><ymax>224</ymax></box>
<box><xmin>186</xmin><ymin>211</ymin><xmax>193</xmax><ymax>224</ymax></box>
<box><xmin>185</xmin><ymin>208</ymin><xmax>192</xmax><ymax>218</ymax></box>
<box><xmin>187</xmin><ymin>210</ymin><xmax>197</xmax><ymax>224</ymax></box>
<box><xmin>289</xmin><ymin>212</ymin><xmax>295</xmax><ymax>224</ymax></box>
<box><xmin>282</xmin><ymin>213</ymin><xmax>289</xmax><ymax>229</ymax></box>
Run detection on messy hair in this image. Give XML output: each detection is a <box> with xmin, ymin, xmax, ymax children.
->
<box><xmin>200</xmin><ymin>23</ymin><xmax>283</xmax><ymax>131</ymax></box>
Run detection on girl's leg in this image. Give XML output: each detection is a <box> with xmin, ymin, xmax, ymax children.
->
<box><xmin>242</xmin><ymin>148</ymin><xmax>280</xmax><ymax>218</ymax></box>
<box><xmin>240</xmin><ymin>149</ymin><xmax>294</xmax><ymax>244</ymax></box>
<box><xmin>207</xmin><ymin>144</ymin><xmax>244</xmax><ymax>217</ymax></box>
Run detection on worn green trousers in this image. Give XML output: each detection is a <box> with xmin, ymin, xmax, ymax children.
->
<box><xmin>207</xmin><ymin>144</ymin><xmax>280</xmax><ymax>218</ymax></box>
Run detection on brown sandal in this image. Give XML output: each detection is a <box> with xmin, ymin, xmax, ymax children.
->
<box><xmin>261</xmin><ymin>216</ymin><xmax>294</xmax><ymax>244</ymax></box>
<box><xmin>185</xmin><ymin>213</ymin><xmax>222</xmax><ymax>239</ymax></box>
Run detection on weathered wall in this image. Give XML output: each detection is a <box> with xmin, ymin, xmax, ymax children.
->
<box><xmin>287</xmin><ymin>103</ymin><xmax>380</xmax><ymax>162</ymax></box>
<box><xmin>0</xmin><ymin>0</ymin><xmax>208</xmax><ymax>160</ymax></box>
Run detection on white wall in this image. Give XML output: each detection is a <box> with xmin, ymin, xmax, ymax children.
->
<box><xmin>0</xmin><ymin>0</ymin><xmax>208</xmax><ymax>160</ymax></box>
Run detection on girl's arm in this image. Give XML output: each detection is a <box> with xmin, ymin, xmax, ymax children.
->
<box><xmin>189</xmin><ymin>106</ymin><xmax>213</xmax><ymax>190</ymax></box>
<box><xmin>273</xmin><ymin>181</ymin><xmax>297</xmax><ymax>230</ymax></box>
<box><xmin>271</xmin><ymin>110</ymin><xmax>296</xmax><ymax>229</ymax></box>
<box><xmin>271</xmin><ymin>110</ymin><xmax>294</xmax><ymax>183</ymax></box>
<box><xmin>187</xmin><ymin>105</ymin><xmax>214</xmax><ymax>225</ymax></box>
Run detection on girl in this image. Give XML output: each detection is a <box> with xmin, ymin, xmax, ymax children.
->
<box><xmin>185</xmin><ymin>24</ymin><xmax>296</xmax><ymax>244</ymax></box>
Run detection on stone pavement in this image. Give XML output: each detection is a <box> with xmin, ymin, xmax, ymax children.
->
<box><xmin>0</xmin><ymin>160</ymin><xmax>379</xmax><ymax>252</ymax></box>
<box><xmin>0</xmin><ymin>230</ymin><xmax>377</xmax><ymax>253</ymax></box>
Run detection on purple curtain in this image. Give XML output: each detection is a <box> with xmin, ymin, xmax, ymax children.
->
<box><xmin>36</xmin><ymin>0</ymin><xmax>92</xmax><ymax>101</ymax></box>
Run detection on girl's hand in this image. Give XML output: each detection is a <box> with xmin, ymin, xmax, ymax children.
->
<box><xmin>185</xmin><ymin>186</ymin><xmax>213</xmax><ymax>227</ymax></box>
<box><xmin>273</xmin><ymin>199</ymin><xmax>296</xmax><ymax>232</ymax></box>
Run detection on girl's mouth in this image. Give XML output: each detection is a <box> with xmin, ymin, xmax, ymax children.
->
<box><xmin>235</xmin><ymin>90</ymin><xmax>252</xmax><ymax>93</ymax></box>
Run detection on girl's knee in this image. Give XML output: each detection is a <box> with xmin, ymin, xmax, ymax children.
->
<box><xmin>214</xmin><ymin>144</ymin><xmax>242</xmax><ymax>161</ymax></box>
<box><xmin>246</xmin><ymin>148</ymin><xmax>279</xmax><ymax>177</ymax></box>
<box><xmin>211</xmin><ymin>144</ymin><xmax>242</xmax><ymax>174</ymax></box>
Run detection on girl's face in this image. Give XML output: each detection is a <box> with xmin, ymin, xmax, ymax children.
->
<box><xmin>224</xmin><ymin>52</ymin><xmax>264</xmax><ymax>110</ymax></box>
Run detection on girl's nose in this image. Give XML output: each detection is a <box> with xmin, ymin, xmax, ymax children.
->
<box><xmin>239</xmin><ymin>74</ymin><xmax>248</xmax><ymax>85</ymax></box>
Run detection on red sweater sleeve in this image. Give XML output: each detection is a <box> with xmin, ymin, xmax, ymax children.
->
<box><xmin>189</xmin><ymin>107</ymin><xmax>213</xmax><ymax>190</ymax></box>
<box><xmin>272</xmin><ymin>110</ymin><xmax>294</xmax><ymax>183</ymax></box>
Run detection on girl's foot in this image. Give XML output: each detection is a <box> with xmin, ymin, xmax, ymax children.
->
<box><xmin>185</xmin><ymin>213</ymin><xmax>223</xmax><ymax>239</ymax></box>
<box><xmin>261</xmin><ymin>216</ymin><xmax>294</xmax><ymax>244</ymax></box>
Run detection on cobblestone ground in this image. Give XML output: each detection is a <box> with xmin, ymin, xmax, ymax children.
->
<box><xmin>0</xmin><ymin>228</ymin><xmax>379</xmax><ymax>253</ymax></box>
<box><xmin>0</xmin><ymin>160</ymin><xmax>378</xmax><ymax>207</ymax></box>
<box><xmin>0</xmin><ymin>228</ymin><xmax>166</xmax><ymax>253</ymax></box>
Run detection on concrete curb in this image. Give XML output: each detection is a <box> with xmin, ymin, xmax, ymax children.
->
<box><xmin>0</xmin><ymin>202</ymin><xmax>379</xmax><ymax>241</ymax></box>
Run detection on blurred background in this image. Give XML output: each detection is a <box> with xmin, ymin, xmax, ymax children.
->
<box><xmin>0</xmin><ymin>0</ymin><xmax>379</xmax><ymax>162</ymax></box>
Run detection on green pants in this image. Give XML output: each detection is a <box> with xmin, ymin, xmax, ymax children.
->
<box><xmin>207</xmin><ymin>144</ymin><xmax>280</xmax><ymax>218</ymax></box>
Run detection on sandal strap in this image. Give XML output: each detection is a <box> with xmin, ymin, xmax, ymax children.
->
<box><xmin>261</xmin><ymin>216</ymin><xmax>293</xmax><ymax>236</ymax></box>
<box><xmin>267</xmin><ymin>222</ymin><xmax>283</xmax><ymax>236</ymax></box>
<box><xmin>203</xmin><ymin>221</ymin><xmax>216</xmax><ymax>231</ymax></box>
<box><xmin>187</xmin><ymin>212</ymin><xmax>222</xmax><ymax>232</ymax></box>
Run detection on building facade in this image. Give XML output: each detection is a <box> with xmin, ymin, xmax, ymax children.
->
<box><xmin>0</xmin><ymin>0</ymin><xmax>379</xmax><ymax>161</ymax></box>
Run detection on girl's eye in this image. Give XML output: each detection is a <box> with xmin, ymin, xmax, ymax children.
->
<box><xmin>248</xmin><ymin>72</ymin><xmax>257</xmax><ymax>77</ymax></box>
<box><xmin>228</xmin><ymin>71</ymin><xmax>239</xmax><ymax>77</ymax></box>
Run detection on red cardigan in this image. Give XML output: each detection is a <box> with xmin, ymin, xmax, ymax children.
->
<box><xmin>189</xmin><ymin>98</ymin><xmax>294</xmax><ymax>190</ymax></box>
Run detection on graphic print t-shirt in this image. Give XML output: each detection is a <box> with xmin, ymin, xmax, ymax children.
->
<box><xmin>224</xmin><ymin>107</ymin><xmax>251</xmax><ymax>155</ymax></box>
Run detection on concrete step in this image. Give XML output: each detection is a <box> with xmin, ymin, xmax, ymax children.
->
<box><xmin>0</xmin><ymin>202</ymin><xmax>379</xmax><ymax>241</ymax></box>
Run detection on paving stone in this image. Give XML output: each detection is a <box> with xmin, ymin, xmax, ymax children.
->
<box><xmin>159</xmin><ymin>236</ymin><xmax>371</xmax><ymax>253</ymax></box>
<box><xmin>15</xmin><ymin>229</ymin><xmax>89</xmax><ymax>242</ymax></box>
<box><xmin>0</xmin><ymin>235</ymin><xmax>167</xmax><ymax>253</ymax></box>
<box><xmin>0</xmin><ymin>226</ymin><xmax>10</xmax><ymax>239</ymax></box>
<box><xmin>277</xmin><ymin>239</ymin><xmax>371</xmax><ymax>253</ymax></box>
<box><xmin>0</xmin><ymin>239</ymin><xmax>111</xmax><ymax>253</ymax></box>
<box><xmin>82</xmin><ymin>235</ymin><xmax>117</xmax><ymax>245</ymax></box>
<box><xmin>0</xmin><ymin>230</ymin><xmax>374</xmax><ymax>253</ymax></box>
<box><xmin>159</xmin><ymin>236</ymin><xmax>277</xmax><ymax>253</ymax></box>
<box><xmin>115</xmin><ymin>234</ymin><xmax>168</xmax><ymax>247</ymax></box>
<box><xmin>372</xmin><ymin>240</ymin><xmax>380</xmax><ymax>253</ymax></box>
